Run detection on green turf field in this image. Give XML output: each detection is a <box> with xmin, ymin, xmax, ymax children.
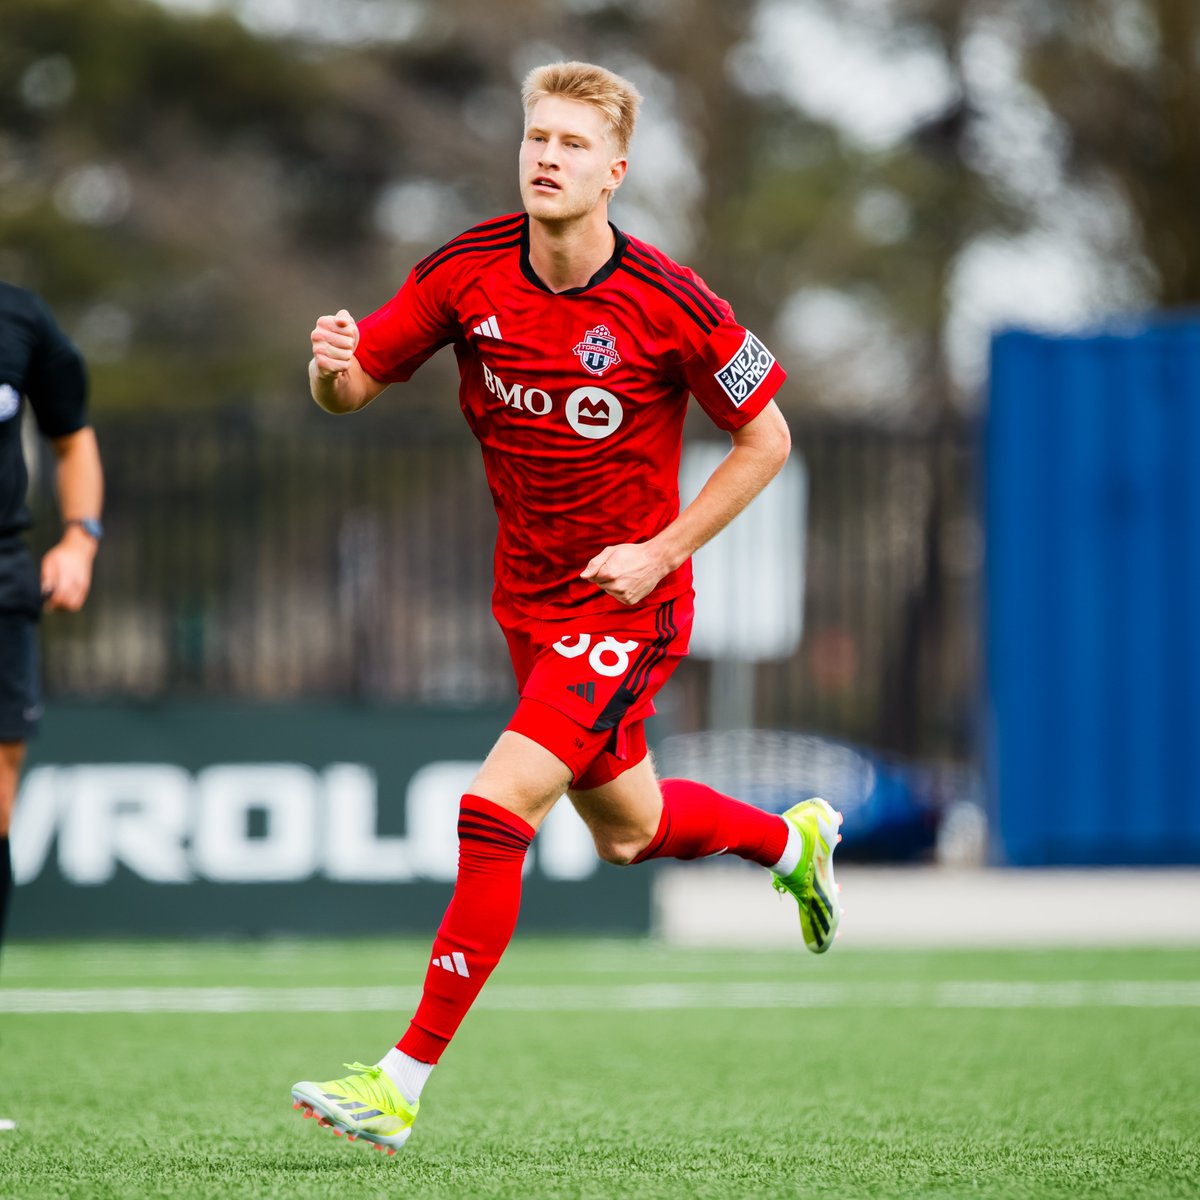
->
<box><xmin>2</xmin><ymin>938</ymin><xmax>1197</xmax><ymax>1199</ymax></box>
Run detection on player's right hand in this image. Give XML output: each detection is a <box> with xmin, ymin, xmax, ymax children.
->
<box><xmin>311</xmin><ymin>309</ymin><xmax>359</xmax><ymax>377</ymax></box>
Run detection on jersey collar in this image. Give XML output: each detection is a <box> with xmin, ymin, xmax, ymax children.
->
<box><xmin>519</xmin><ymin>215</ymin><xmax>628</xmax><ymax>295</ymax></box>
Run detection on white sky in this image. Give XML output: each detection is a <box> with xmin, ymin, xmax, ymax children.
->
<box><xmin>733</xmin><ymin>0</ymin><xmax>960</xmax><ymax>152</ymax></box>
<box><xmin>156</xmin><ymin>0</ymin><xmax>422</xmax><ymax>43</ymax></box>
<box><xmin>739</xmin><ymin>0</ymin><xmax>1153</xmax><ymax>404</ymax></box>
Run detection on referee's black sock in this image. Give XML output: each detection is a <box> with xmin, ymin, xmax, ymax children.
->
<box><xmin>0</xmin><ymin>835</ymin><xmax>11</xmax><ymax>963</ymax></box>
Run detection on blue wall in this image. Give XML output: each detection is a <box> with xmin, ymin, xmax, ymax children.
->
<box><xmin>986</xmin><ymin>319</ymin><xmax>1200</xmax><ymax>865</ymax></box>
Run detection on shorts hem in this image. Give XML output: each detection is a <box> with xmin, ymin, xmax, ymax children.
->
<box><xmin>506</xmin><ymin>698</ymin><xmax>647</xmax><ymax>788</ymax></box>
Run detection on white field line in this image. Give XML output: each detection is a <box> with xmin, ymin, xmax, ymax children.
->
<box><xmin>2</xmin><ymin>981</ymin><xmax>1200</xmax><ymax>1014</ymax></box>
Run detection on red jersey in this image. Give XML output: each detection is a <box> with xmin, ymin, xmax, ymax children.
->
<box><xmin>354</xmin><ymin>213</ymin><xmax>786</xmax><ymax>618</ymax></box>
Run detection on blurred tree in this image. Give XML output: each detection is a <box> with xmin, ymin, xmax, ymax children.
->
<box><xmin>0</xmin><ymin>0</ymin><xmax>404</xmax><ymax>412</ymax></box>
<box><xmin>3</xmin><ymin>0</ymin><xmax>1195</xmax><ymax>421</ymax></box>
<box><xmin>689</xmin><ymin>0</ymin><xmax>1197</xmax><ymax>751</ymax></box>
<box><xmin>1021</xmin><ymin>0</ymin><xmax>1200</xmax><ymax>304</ymax></box>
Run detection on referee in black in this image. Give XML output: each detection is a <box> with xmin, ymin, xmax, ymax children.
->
<box><xmin>1</xmin><ymin>281</ymin><xmax>104</xmax><ymax>976</ymax></box>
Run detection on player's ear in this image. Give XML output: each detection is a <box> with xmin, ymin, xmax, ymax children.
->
<box><xmin>606</xmin><ymin>156</ymin><xmax>628</xmax><ymax>196</ymax></box>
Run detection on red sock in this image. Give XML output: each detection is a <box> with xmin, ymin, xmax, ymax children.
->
<box><xmin>398</xmin><ymin>795</ymin><xmax>534</xmax><ymax>1064</ymax></box>
<box><xmin>631</xmin><ymin>778</ymin><xmax>787</xmax><ymax>867</ymax></box>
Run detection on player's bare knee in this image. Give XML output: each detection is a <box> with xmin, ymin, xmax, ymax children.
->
<box><xmin>593</xmin><ymin>839</ymin><xmax>635</xmax><ymax>866</ymax></box>
<box><xmin>591</xmin><ymin>829</ymin><xmax>652</xmax><ymax>866</ymax></box>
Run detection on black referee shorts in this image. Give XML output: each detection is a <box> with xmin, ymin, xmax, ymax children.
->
<box><xmin>0</xmin><ymin>540</ymin><xmax>42</xmax><ymax>742</ymax></box>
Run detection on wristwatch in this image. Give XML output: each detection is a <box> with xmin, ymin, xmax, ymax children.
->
<box><xmin>65</xmin><ymin>517</ymin><xmax>104</xmax><ymax>541</ymax></box>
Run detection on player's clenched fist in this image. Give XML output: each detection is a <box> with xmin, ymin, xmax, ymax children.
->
<box><xmin>311</xmin><ymin>309</ymin><xmax>359</xmax><ymax>377</ymax></box>
<box><xmin>580</xmin><ymin>541</ymin><xmax>669</xmax><ymax>607</ymax></box>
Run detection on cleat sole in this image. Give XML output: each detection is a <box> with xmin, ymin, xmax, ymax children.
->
<box><xmin>811</xmin><ymin>797</ymin><xmax>843</xmax><ymax>952</ymax></box>
<box><xmin>290</xmin><ymin>1083</ymin><xmax>414</xmax><ymax>1157</ymax></box>
<box><xmin>773</xmin><ymin>796</ymin><xmax>846</xmax><ymax>953</ymax></box>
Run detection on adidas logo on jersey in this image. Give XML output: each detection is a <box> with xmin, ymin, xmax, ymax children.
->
<box><xmin>431</xmin><ymin>952</ymin><xmax>470</xmax><ymax>977</ymax></box>
<box><xmin>472</xmin><ymin>314</ymin><xmax>502</xmax><ymax>340</ymax></box>
<box><xmin>566</xmin><ymin>681</ymin><xmax>596</xmax><ymax>704</ymax></box>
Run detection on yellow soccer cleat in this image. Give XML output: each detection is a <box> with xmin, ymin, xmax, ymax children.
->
<box><xmin>771</xmin><ymin>797</ymin><xmax>843</xmax><ymax>953</ymax></box>
<box><xmin>291</xmin><ymin>1062</ymin><xmax>418</xmax><ymax>1156</ymax></box>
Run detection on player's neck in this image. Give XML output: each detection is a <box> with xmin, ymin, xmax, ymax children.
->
<box><xmin>526</xmin><ymin>208</ymin><xmax>615</xmax><ymax>293</ymax></box>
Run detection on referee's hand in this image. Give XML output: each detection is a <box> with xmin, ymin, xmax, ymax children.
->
<box><xmin>41</xmin><ymin>533</ymin><xmax>96</xmax><ymax>612</ymax></box>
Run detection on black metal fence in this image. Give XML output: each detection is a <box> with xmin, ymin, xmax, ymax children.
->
<box><xmin>29</xmin><ymin>410</ymin><xmax>980</xmax><ymax>762</ymax></box>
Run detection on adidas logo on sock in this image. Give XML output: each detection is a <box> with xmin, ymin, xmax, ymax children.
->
<box><xmin>566</xmin><ymin>681</ymin><xmax>595</xmax><ymax>703</ymax></box>
<box><xmin>472</xmin><ymin>314</ymin><xmax>502</xmax><ymax>339</ymax></box>
<box><xmin>431</xmin><ymin>952</ymin><xmax>470</xmax><ymax>978</ymax></box>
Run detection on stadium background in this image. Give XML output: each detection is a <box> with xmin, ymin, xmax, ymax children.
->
<box><xmin>4</xmin><ymin>5</ymin><xmax>1199</xmax><ymax>1197</ymax></box>
<box><xmin>4</xmin><ymin>4</ymin><xmax>1199</xmax><ymax>943</ymax></box>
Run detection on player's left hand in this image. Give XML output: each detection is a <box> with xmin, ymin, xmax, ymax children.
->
<box><xmin>580</xmin><ymin>542</ymin><xmax>669</xmax><ymax>606</ymax></box>
<box><xmin>41</xmin><ymin>534</ymin><xmax>96</xmax><ymax>612</ymax></box>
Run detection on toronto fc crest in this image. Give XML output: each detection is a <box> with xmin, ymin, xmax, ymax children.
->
<box><xmin>572</xmin><ymin>324</ymin><xmax>622</xmax><ymax>376</ymax></box>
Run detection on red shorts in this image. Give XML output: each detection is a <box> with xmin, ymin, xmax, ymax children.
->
<box><xmin>495</xmin><ymin>589</ymin><xmax>693</xmax><ymax>790</ymax></box>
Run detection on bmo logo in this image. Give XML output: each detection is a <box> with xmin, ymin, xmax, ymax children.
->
<box><xmin>481</xmin><ymin>364</ymin><xmax>624</xmax><ymax>440</ymax></box>
<box><xmin>565</xmin><ymin>386</ymin><xmax>623</xmax><ymax>440</ymax></box>
<box><xmin>482</xmin><ymin>363</ymin><xmax>553</xmax><ymax>415</ymax></box>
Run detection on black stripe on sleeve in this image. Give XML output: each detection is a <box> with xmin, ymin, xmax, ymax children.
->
<box><xmin>617</xmin><ymin>264</ymin><xmax>717</xmax><ymax>334</ymax></box>
<box><xmin>416</xmin><ymin>235</ymin><xmax>523</xmax><ymax>284</ymax></box>
<box><xmin>415</xmin><ymin>215</ymin><xmax>526</xmax><ymax>275</ymax></box>
<box><xmin>624</xmin><ymin>248</ymin><xmax>724</xmax><ymax>328</ymax></box>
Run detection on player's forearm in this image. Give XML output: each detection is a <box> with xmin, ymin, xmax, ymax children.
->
<box><xmin>655</xmin><ymin>405</ymin><xmax>791</xmax><ymax>570</ymax></box>
<box><xmin>309</xmin><ymin>357</ymin><xmax>379</xmax><ymax>414</ymax></box>
<box><xmin>52</xmin><ymin>426</ymin><xmax>104</xmax><ymax>525</ymax></box>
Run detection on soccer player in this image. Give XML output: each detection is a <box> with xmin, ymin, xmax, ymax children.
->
<box><xmin>292</xmin><ymin>61</ymin><xmax>842</xmax><ymax>1154</ymax></box>
<box><xmin>0</xmin><ymin>282</ymin><xmax>104</xmax><ymax>1132</ymax></box>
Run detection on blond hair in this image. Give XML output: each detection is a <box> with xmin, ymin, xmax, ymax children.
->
<box><xmin>521</xmin><ymin>61</ymin><xmax>642</xmax><ymax>156</ymax></box>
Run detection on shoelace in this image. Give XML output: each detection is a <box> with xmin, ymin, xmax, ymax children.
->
<box><xmin>336</xmin><ymin>1062</ymin><xmax>400</xmax><ymax>1109</ymax></box>
<box><xmin>772</xmin><ymin>870</ymin><xmax>810</xmax><ymax>900</ymax></box>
